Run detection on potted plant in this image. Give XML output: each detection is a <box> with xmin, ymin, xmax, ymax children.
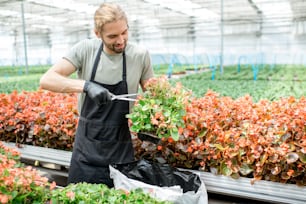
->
<box><xmin>127</xmin><ymin>76</ymin><xmax>191</xmax><ymax>142</ymax></box>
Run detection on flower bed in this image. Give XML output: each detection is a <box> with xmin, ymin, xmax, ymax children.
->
<box><xmin>0</xmin><ymin>79</ymin><xmax>305</xmax><ymax>186</ymax></box>
<box><xmin>0</xmin><ymin>141</ymin><xmax>55</xmax><ymax>203</ymax></box>
<box><xmin>0</xmin><ymin>90</ymin><xmax>78</xmax><ymax>150</ymax></box>
<box><xmin>129</xmin><ymin>77</ymin><xmax>306</xmax><ymax>186</ymax></box>
<box><xmin>0</xmin><ymin>142</ymin><xmax>171</xmax><ymax>204</ymax></box>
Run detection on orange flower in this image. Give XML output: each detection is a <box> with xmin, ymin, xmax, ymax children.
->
<box><xmin>287</xmin><ymin>169</ymin><xmax>294</xmax><ymax>177</ymax></box>
<box><xmin>167</xmin><ymin>137</ymin><xmax>174</xmax><ymax>143</ymax></box>
<box><xmin>187</xmin><ymin>146</ymin><xmax>193</xmax><ymax>153</ymax></box>
<box><xmin>178</xmin><ymin>127</ymin><xmax>184</xmax><ymax>135</ymax></box>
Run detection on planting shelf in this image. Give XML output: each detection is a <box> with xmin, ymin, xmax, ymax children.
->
<box><xmin>186</xmin><ymin>169</ymin><xmax>306</xmax><ymax>204</ymax></box>
<box><xmin>3</xmin><ymin>142</ymin><xmax>72</xmax><ymax>167</ymax></box>
<box><xmin>2</xmin><ymin>142</ymin><xmax>305</xmax><ymax>203</ymax></box>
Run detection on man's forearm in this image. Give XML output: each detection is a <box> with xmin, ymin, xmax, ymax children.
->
<box><xmin>40</xmin><ymin>70</ymin><xmax>85</xmax><ymax>93</ymax></box>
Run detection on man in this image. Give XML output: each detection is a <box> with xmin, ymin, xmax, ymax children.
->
<box><xmin>40</xmin><ymin>3</ymin><xmax>154</xmax><ymax>187</ymax></box>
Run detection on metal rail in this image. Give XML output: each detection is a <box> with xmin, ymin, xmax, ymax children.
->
<box><xmin>188</xmin><ymin>170</ymin><xmax>306</xmax><ymax>204</ymax></box>
<box><xmin>3</xmin><ymin>142</ymin><xmax>71</xmax><ymax>167</ymax></box>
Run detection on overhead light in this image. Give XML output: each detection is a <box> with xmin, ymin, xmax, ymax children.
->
<box><xmin>27</xmin><ymin>0</ymin><xmax>96</xmax><ymax>14</ymax></box>
<box><xmin>32</xmin><ymin>24</ymin><xmax>50</xmax><ymax>29</ymax></box>
<box><xmin>144</xmin><ymin>0</ymin><xmax>219</xmax><ymax>20</ymax></box>
<box><xmin>253</xmin><ymin>0</ymin><xmax>292</xmax><ymax>16</ymax></box>
<box><xmin>0</xmin><ymin>10</ymin><xmax>19</xmax><ymax>16</ymax></box>
<box><xmin>0</xmin><ymin>9</ymin><xmax>66</xmax><ymax>23</ymax></box>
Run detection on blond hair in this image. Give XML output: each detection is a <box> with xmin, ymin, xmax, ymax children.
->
<box><xmin>94</xmin><ymin>3</ymin><xmax>128</xmax><ymax>32</ymax></box>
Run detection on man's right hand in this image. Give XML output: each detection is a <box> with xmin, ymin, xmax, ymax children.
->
<box><xmin>83</xmin><ymin>81</ymin><xmax>111</xmax><ymax>105</ymax></box>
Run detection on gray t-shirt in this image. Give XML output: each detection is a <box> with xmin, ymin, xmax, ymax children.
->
<box><xmin>64</xmin><ymin>38</ymin><xmax>154</xmax><ymax>112</ymax></box>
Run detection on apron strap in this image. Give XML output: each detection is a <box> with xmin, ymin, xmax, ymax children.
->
<box><xmin>90</xmin><ymin>43</ymin><xmax>127</xmax><ymax>82</ymax></box>
<box><xmin>122</xmin><ymin>52</ymin><xmax>126</xmax><ymax>81</ymax></box>
<box><xmin>90</xmin><ymin>43</ymin><xmax>103</xmax><ymax>81</ymax></box>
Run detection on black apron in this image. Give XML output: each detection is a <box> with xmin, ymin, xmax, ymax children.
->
<box><xmin>67</xmin><ymin>43</ymin><xmax>135</xmax><ymax>187</ymax></box>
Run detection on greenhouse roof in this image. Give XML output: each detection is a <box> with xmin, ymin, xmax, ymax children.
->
<box><xmin>1</xmin><ymin>0</ymin><xmax>306</xmax><ymax>66</ymax></box>
<box><xmin>1</xmin><ymin>0</ymin><xmax>306</xmax><ymax>39</ymax></box>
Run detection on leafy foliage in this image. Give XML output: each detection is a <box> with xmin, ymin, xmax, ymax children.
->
<box><xmin>134</xmin><ymin>89</ymin><xmax>306</xmax><ymax>185</ymax></box>
<box><xmin>0</xmin><ymin>142</ymin><xmax>172</xmax><ymax>203</ymax></box>
<box><xmin>0</xmin><ymin>76</ymin><xmax>305</xmax><ymax>186</ymax></box>
<box><xmin>127</xmin><ymin>76</ymin><xmax>191</xmax><ymax>141</ymax></box>
<box><xmin>50</xmin><ymin>183</ymin><xmax>172</xmax><ymax>204</ymax></box>
<box><xmin>0</xmin><ymin>141</ymin><xmax>56</xmax><ymax>203</ymax></box>
<box><xmin>173</xmin><ymin>65</ymin><xmax>306</xmax><ymax>102</ymax></box>
<box><xmin>0</xmin><ymin>90</ymin><xmax>78</xmax><ymax>150</ymax></box>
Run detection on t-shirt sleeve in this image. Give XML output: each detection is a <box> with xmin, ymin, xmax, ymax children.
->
<box><xmin>63</xmin><ymin>40</ymin><xmax>87</xmax><ymax>72</ymax></box>
<box><xmin>141</xmin><ymin>50</ymin><xmax>154</xmax><ymax>80</ymax></box>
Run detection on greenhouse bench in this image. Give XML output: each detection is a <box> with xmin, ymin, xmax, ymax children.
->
<box><xmin>2</xmin><ymin>142</ymin><xmax>306</xmax><ymax>204</ymax></box>
<box><xmin>2</xmin><ymin>142</ymin><xmax>72</xmax><ymax>167</ymax></box>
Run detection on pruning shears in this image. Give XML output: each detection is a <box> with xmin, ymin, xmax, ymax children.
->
<box><xmin>110</xmin><ymin>93</ymin><xmax>139</xmax><ymax>102</ymax></box>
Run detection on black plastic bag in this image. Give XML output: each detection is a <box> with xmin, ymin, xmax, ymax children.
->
<box><xmin>110</xmin><ymin>159</ymin><xmax>208</xmax><ymax>204</ymax></box>
<box><xmin>112</xmin><ymin>159</ymin><xmax>201</xmax><ymax>193</ymax></box>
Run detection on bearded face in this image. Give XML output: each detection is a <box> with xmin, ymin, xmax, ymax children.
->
<box><xmin>98</xmin><ymin>19</ymin><xmax>128</xmax><ymax>54</ymax></box>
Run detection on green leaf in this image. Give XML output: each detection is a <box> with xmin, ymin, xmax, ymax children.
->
<box><xmin>179</xmin><ymin>154</ymin><xmax>187</xmax><ymax>161</ymax></box>
<box><xmin>198</xmin><ymin>128</ymin><xmax>207</xmax><ymax>137</ymax></box>
<box><xmin>170</xmin><ymin>128</ymin><xmax>179</xmax><ymax>141</ymax></box>
<box><xmin>214</xmin><ymin>144</ymin><xmax>226</xmax><ymax>151</ymax></box>
<box><xmin>141</xmin><ymin>105</ymin><xmax>151</xmax><ymax>111</ymax></box>
<box><xmin>11</xmin><ymin>190</ymin><xmax>18</xmax><ymax>199</ymax></box>
<box><xmin>144</xmin><ymin>124</ymin><xmax>152</xmax><ymax>130</ymax></box>
<box><xmin>221</xmin><ymin>162</ymin><xmax>232</xmax><ymax>176</ymax></box>
<box><xmin>298</xmin><ymin>153</ymin><xmax>306</xmax><ymax>163</ymax></box>
<box><xmin>3</xmin><ymin>168</ymin><xmax>10</xmax><ymax>177</ymax></box>
<box><xmin>239</xmin><ymin>163</ymin><xmax>253</xmax><ymax>175</ymax></box>
<box><xmin>230</xmin><ymin>173</ymin><xmax>240</xmax><ymax>179</ymax></box>
<box><xmin>164</xmin><ymin>110</ymin><xmax>171</xmax><ymax>117</ymax></box>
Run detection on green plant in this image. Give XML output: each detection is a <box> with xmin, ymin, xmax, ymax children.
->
<box><xmin>127</xmin><ymin>76</ymin><xmax>191</xmax><ymax>141</ymax></box>
<box><xmin>50</xmin><ymin>182</ymin><xmax>172</xmax><ymax>204</ymax></box>
<box><xmin>0</xmin><ymin>142</ymin><xmax>172</xmax><ymax>203</ymax></box>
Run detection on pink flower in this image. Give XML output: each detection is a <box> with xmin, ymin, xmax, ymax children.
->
<box><xmin>0</xmin><ymin>194</ymin><xmax>10</xmax><ymax>204</ymax></box>
<box><xmin>66</xmin><ymin>191</ymin><xmax>75</xmax><ymax>200</ymax></box>
<box><xmin>50</xmin><ymin>181</ymin><xmax>57</xmax><ymax>190</ymax></box>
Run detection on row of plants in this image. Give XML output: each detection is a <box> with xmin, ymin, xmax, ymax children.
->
<box><xmin>1</xmin><ymin>64</ymin><xmax>303</xmax><ymax>80</ymax></box>
<box><xmin>173</xmin><ymin>65</ymin><xmax>306</xmax><ymax>102</ymax></box>
<box><xmin>1</xmin><ymin>64</ymin><xmax>305</xmax><ymax>97</ymax></box>
<box><xmin>152</xmin><ymin>64</ymin><xmax>208</xmax><ymax>76</ymax></box>
<box><xmin>0</xmin><ymin>77</ymin><xmax>305</xmax><ymax>186</ymax></box>
<box><xmin>0</xmin><ymin>90</ymin><xmax>78</xmax><ymax>150</ymax></box>
<box><xmin>129</xmin><ymin>77</ymin><xmax>306</xmax><ymax>186</ymax></box>
<box><xmin>0</xmin><ymin>65</ymin><xmax>49</xmax><ymax>76</ymax></box>
<box><xmin>0</xmin><ymin>141</ymin><xmax>172</xmax><ymax>203</ymax></box>
<box><xmin>0</xmin><ymin>65</ymin><xmax>76</xmax><ymax>94</ymax></box>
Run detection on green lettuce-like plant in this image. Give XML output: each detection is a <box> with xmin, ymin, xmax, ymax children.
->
<box><xmin>127</xmin><ymin>76</ymin><xmax>191</xmax><ymax>141</ymax></box>
<box><xmin>50</xmin><ymin>182</ymin><xmax>172</xmax><ymax>204</ymax></box>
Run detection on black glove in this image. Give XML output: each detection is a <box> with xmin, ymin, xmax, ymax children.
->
<box><xmin>83</xmin><ymin>81</ymin><xmax>111</xmax><ymax>105</ymax></box>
